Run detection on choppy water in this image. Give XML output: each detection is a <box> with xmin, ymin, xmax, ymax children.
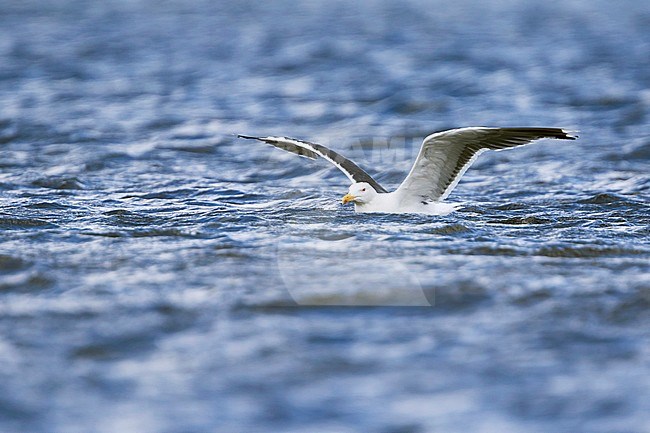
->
<box><xmin>1</xmin><ymin>0</ymin><xmax>649</xmax><ymax>432</ymax></box>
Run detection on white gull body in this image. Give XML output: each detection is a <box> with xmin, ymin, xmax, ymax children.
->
<box><xmin>238</xmin><ymin>127</ymin><xmax>577</xmax><ymax>215</ymax></box>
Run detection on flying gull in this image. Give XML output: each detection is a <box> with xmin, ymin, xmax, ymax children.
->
<box><xmin>238</xmin><ymin>127</ymin><xmax>577</xmax><ymax>214</ymax></box>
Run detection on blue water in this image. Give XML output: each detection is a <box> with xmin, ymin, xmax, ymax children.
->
<box><xmin>1</xmin><ymin>0</ymin><xmax>649</xmax><ymax>432</ymax></box>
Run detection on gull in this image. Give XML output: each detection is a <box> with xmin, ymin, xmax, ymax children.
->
<box><xmin>238</xmin><ymin>127</ymin><xmax>576</xmax><ymax>214</ymax></box>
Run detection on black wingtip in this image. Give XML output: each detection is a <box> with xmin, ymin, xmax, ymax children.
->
<box><xmin>518</xmin><ymin>128</ymin><xmax>578</xmax><ymax>140</ymax></box>
<box><xmin>561</xmin><ymin>129</ymin><xmax>579</xmax><ymax>140</ymax></box>
<box><xmin>237</xmin><ymin>134</ymin><xmax>261</xmax><ymax>140</ymax></box>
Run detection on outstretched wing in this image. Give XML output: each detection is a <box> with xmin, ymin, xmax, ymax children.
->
<box><xmin>238</xmin><ymin>134</ymin><xmax>388</xmax><ymax>193</ymax></box>
<box><xmin>395</xmin><ymin>127</ymin><xmax>577</xmax><ymax>203</ymax></box>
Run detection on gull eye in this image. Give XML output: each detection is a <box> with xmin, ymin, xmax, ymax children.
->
<box><xmin>361</xmin><ymin>188</ymin><xmax>366</xmax><ymax>192</ymax></box>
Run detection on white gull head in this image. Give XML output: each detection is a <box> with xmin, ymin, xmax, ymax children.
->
<box><xmin>341</xmin><ymin>182</ymin><xmax>377</xmax><ymax>206</ymax></box>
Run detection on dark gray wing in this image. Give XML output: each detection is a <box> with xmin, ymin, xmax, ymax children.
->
<box><xmin>238</xmin><ymin>135</ymin><xmax>388</xmax><ymax>193</ymax></box>
<box><xmin>396</xmin><ymin>127</ymin><xmax>577</xmax><ymax>202</ymax></box>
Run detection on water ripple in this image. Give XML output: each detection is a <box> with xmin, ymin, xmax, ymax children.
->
<box><xmin>0</xmin><ymin>1</ymin><xmax>649</xmax><ymax>432</ymax></box>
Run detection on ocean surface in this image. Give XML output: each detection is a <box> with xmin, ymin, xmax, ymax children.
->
<box><xmin>1</xmin><ymin>0</ymin><xmax>649</xmax><ymax>432</ymax></box>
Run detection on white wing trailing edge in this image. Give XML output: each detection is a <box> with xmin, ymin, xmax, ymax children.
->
<box><xmin>238</xmin><ymin>135</ymin><xmax>388</xmax><ymax>193</ymax></box>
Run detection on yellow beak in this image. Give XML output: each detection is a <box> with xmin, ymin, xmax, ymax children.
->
<box><xmin>341</xmin><ymin>193</ymin><xmax>356</xmax><ymax>204</ymax></box>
